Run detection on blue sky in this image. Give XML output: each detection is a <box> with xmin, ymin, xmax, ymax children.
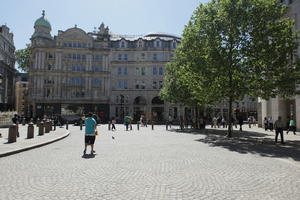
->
<box><xmin>1</xmin><ymin>0</ymin><xmax>209</xmax><ymax>50</ymax></box>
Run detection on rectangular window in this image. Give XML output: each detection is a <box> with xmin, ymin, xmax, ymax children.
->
<box><xmin>64</xmin><ymin>43</ymin><xmax>68</xmax><ymax>47</ymax></box>
<box><xmin>135</xmin><ymin>80</ymin><xmax>139</xmax><ymax>89</ymax></box>
<box><xmin>124</xmin><ymin>54</ymin><xmax>128</xmax><ymax>61</ymax></box>
<box><xmin>159</xmin><ymin>67</ymin><xmax>163</xmax><ymax>75</ymax></box>
<box><xmin>156</xmin><ymin>41</ymin><xmax>160</xmax><ymax>48</ymax></box>
<box><xmin>159</xmin><ymin>81</ymin><xmax>163</xmax><ymax>89</ymax></box>
<box><xmin>92</xmin><ymin>78</ymin><xmax>101</xmax><ymax>86</ymax></box>
<box><xmin>141</xmin><ymin>81</ymin><xmax>145</xmax><ymax>89</ymax></box>
<box><xmin>135</xmin><ymin>67</ymin><xmax>140</xmax><ymax>76</ymax></box>
<box><xmin>73</xmin><ymin>42</ymin><xmax>77</xmax><ymax>48</ymax></box>
<box><xmin>153</xmin><ymin>67</ymin><xmax>157</xmax><ymax>75</ymax></box>
<box><xmin>153</xmin><ymin>53</ymin><xmax>157</xmax><ymax>60</ymax></box>
<box><xmin>141</xmin><ymin>67</ymin><xmax>146</xmax><ymax>76</ymax></box>
<box><xmin>118</xmin><ymin>81</ymin><xmax>122</xmax><ymax>89</ymax></box>
<box><xmin>123</xmin><ymin>67</ymin><xmax>128</xmax><ymax>75</ymax></box>
<box><xmin>77</xmin><ymin>54</ymin><xmax>81</xmax><ymax>60</ymax></box>
<box><xmin>118</xmin><ymin>54</ymin><xmax>122</xmax><ymax>61</ymax></box>
<box><xmin>72</xmin><ymin>54</ymin><xmax>76</xmax><ymax>59</ymax></box>
<box><xmin>82</xmin><ymin>54</ymin><xmax>86</xmax><ymax>60</ymax></box>
<box><xmin>152</xmin><ymin>81</ymin><xmax>157</xmax><ymax>89</ymax></box>
<box><xmin>124</xmin><ymin>81</ymin><xmax>128</xmax><ymax>89</ymax></box>
<box><xmin>68</xmin><ymin>43</ymin><xmax>72</xmax><ymax>47</ymax></box>
<box><xmin>118</xmin><ymin>67</ymin><xmax>122</xmax><ymax>75</ymax></box>
<box><xmin>78</xmin><ymin>43</ymin><xmax>81</xmax><ymax>48</ymax></box>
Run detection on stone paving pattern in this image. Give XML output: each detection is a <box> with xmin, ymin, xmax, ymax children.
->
<box><xmin>0</xmin><ymin>124</ymin><xmax>299</xmax><ymax>200</ymax></box>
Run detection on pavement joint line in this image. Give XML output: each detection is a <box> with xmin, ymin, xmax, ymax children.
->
<box><xmin>0</xmin><ymin>131</ymin><xmax>70</xmax><ymax>158</ymax></box>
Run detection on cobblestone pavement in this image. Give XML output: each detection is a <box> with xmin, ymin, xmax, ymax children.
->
<box><xmin>0</xmin><ymin>124</ymin><xmax>299</xmax><ymax>200</ymax></box>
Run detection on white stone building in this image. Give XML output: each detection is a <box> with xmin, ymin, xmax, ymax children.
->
<box><xmin>258</xmin><ymin>0</ymin><xmax>300</xmax><ymax>130</ymax></box>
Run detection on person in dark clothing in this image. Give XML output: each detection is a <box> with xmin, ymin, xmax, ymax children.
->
<box><xmin>264</xmin><ymin>117</ymin><xmax>268</xmax><ymax>131</ymax></box>
<box><xmin>238</xmin><ymin>116</ymin><xmax>243</xmax><ymax>131</ymax></box>
<box><xmin>274</xmin><ymin>116</ymin><xmax>285</xmax><ymax>144</ymax></box>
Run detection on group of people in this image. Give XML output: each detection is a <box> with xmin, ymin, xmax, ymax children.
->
<box><xmin>264</xmin><ymin>116</ymin><xmax>297</xmax><ymax>144</ymax></box>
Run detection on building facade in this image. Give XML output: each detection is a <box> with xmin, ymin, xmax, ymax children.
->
<box><xmin>0</xmin><ymin>25</ymin><xmax>16</xmax><ymax>111</ymax></box>
<box><xmin>15</xmin><ymin>73</ymin><xmax>29</xmax><ymax>116</ymax></box>
<box><xmin>29</xmin><ymin>11</ymin><xmax>258</xmax><ymax>122</ymax></box>
<box><xmin>258</xmin><ymin>0</ymin><xmax>300</xmax><ymax>129</ymax></box>
<box><xmin>28</xmin><ymin>11</ymin><xmax>181</xmax><ymax>122</ymax></box>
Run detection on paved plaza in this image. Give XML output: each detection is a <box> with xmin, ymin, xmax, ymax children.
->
<box><xmin>0</xmin><ymin>124</ymin><xmax>299</xmax><ymax>200</ymax></box>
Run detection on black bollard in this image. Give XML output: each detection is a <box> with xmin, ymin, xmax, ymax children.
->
<box><xmin>27</xmin><ymin>122</ymin><xmax>34</xmax><ymax>139</ymax></box>
<box><xmin>8</xmin><ymin>124</ymin><xmax>17</xmax><ymax>143</ymax></box>
<box><xmin>66</xmin><ymin>121</ymin><xmax>69</xmax><ymax>130</ymax></box>
<box><xmin>54</xmin><ymin>122</ymin><xmax>56</xmax><ymax>131</ymax></box>
<box><xmin>130</xmin><ymin>123</ymin><xmax>132</xmax><ymax>130</ymax></box>
<box><xmin>151</xmin><ymin>121</ymin><xmax>154</xmax><ymax>130</ymax></box>
<box><xmin>108</xmin><ymin>121</ymin><xmax>111</xmax><ymax>131</ymax></box>
<box><xmin>38</xmin><ymin>122</ymin><xmax>44</xmax><ymax>136</ymax></box>
<box><xmin>45</xmin><ymin>121</ymin><xmax>50</xmax><ymax>133</ymax></box>
<box><xmin>137</xmin><ymin>122</ymin><xmax>139</xmax><ymax>130</ymax></box>
<box><xmin>166</xmin><ymin>121</ymin><xmax>168</xmax><ymax>130</ymax></box>
<box><xmin>80</xmin><ymin>121</ymin><xmax>83</xmax><ymax>130</ymax></box>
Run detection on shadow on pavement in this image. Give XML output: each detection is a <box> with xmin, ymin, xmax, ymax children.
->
<box><xmin>171</xmin><ymin>128</ymin><xmax>300</xmax><ymax>162</ymax></box>
<box><xmin>82</xmin><ymin>154</ymin><xmax>96</xmax><ymax>159</ymax></box>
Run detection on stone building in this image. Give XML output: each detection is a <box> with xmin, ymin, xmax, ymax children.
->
<box><xmin>28</xmin><ymin>11</ymin><xmax>181</xmax><ymax>122</ymax></box>
<box><xmin>15</xmin><ymin>73</ymin><xmax>29</xmax><ymax>116</ymax></box>
<box><xmin>0</xmin><ymin>25</ymin><xmax>16</xmax><ymax>111</ymax></box>
<box><xmin>258</xmin><ymin>0</ymin><xmax>300</xmax><ymax>129</ymax></box>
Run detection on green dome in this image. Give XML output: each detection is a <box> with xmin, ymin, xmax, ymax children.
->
<box><xmin>34</xmin><ymin>11</ymin><xmax>51</xmax><ymax>30</ymax></box>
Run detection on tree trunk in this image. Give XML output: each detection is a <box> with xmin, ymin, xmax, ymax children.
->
<box><xmin>227</xmin><ymin>97</ymin><xmax>233</xmax><ymax>137</ymax></box>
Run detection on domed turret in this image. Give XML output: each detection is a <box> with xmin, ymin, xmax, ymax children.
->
<box><xmin>31</xmin><ymin>10</ymin><xmax>53</xmax><ymax>40</ymax></box>
<box><xmin>34</xmin><ymin>10</ymin><xmax>51</xmax><ymax>30</ymax></box>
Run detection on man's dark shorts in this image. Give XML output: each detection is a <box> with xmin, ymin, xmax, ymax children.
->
<box><xmin>85</xmin><ymin>135</ymin><xmax>96</xmax><ymax>144</ymax></box>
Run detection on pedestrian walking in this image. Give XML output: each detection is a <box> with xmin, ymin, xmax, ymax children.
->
<box><xmin>83</xmin><ymin>113</ymin><xmax>97</xmax><ymax>155</ymax></box>
<box><xmin>286</xmin><ymin>118</ymin><xmax>296</xmax><ymax>135</ymax></box>
<box><xmin>264</xmin><ymin>117</ymin><xmax>268</xmax><ymax>131</ymax></box>
<box><xmin>124</xmin><ymin>115</ymin><xmax>130</xmax><ymax>131</ymax></box>
<box><xmin>222</xmin><ymin>117</ymin><xmax>226</xmax><ymax>128</ymax></box>
<box><xmin>238</xmin><ymin>116</ymin><xmax>243</xmax><ymax>132</ymax></box>
<box><xmin>274</xmin><ymin>116</ymin><xmax>285</xmax><ymax>144</ymax></box>
<box><xmin>248</xmin><ymin>117</ymin><xmax>252</xmax><ymax>128</ymax></box>
<box><xmin>212</xmin><ymin>117</ymin><xmax>217</xmax><ymax>128</ymax></box>
<box><xmin>268</xmin><ymin>117</ymin><xmax>274</xmax><ymax>131</ymax></box>
<box><xmin>168</xmin><ymin>115</ymin><xmax>172</xmax><ymax>128</ymax></box>
<box><xmin>111</xmin><ymin>117</ymin><xmax>116</xmax><ymax>131</ymax></box>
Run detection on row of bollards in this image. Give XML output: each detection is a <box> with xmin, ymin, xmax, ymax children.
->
<box><xmin>8</xmin><ymin>119</ymin><xmax>56</xmax><ymax>143</ymax></box>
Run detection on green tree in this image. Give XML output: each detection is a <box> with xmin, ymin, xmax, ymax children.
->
<box><xmin>162</xmin><ymin>0</ymin><xmax>300</xmax><ymax>137</ymax></box>
<box><xmin>15</xmin><ymin>44</ymin><xmax>31</xmax><ymax>72</ymax></box>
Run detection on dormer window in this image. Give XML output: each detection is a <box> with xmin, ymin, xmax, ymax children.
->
<box><xmin>156</xmin><ymin>41</ymin><xmax>160</xmax><ymax>47</ymax></box>
<box><xmin>120</xmin><ymin>40</ymin><xmax>126</xmax><ymax>48</ymax></box>
<box><xmin>172</xmin><ymin>41</ymin><xmax>177</xmax><ymax>48</ymax></box>
<box><xmin>138</xmin><ymin>40</ymin><xmax>143</xmax><ymax>48</ymax></box>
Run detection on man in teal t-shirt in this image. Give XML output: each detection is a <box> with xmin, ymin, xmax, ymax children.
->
<box><xmin>84</xmin><ymin>113</ymin><xmax>97</xmax><ymax>155</ymax></box>
<box><xmin>287</xmin><ymin>118</ymin><xmax>296</xmax><ymax>135</ymax></box>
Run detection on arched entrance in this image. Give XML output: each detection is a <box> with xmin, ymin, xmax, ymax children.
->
<box><xmin>133</xmin><ymin>96</ymin><xmax>147</xmax><ymax>121</ymax></box>
<box><xmin>151</xmin><ymin>96</ymin><xmax>164</xmax><ymax>122</ymax></box>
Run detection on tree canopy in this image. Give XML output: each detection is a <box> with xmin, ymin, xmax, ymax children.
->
<box><xmin>160</xmin><ymin>0</ymin><xmax>300</xmax><ymax>136</ymax></box>
<box><xmin>15</xmin><ymin>44</ymin><xmax>31</xmax><ymax>72</ymax></box>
